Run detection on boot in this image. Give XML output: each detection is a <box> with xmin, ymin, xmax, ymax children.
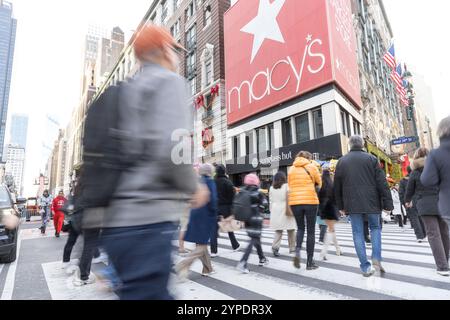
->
<box><xmin>332</xmin><ymin>232</ymin><xmax>342</xmax><ymax>256</ymax></box>
<box><xmin>293</xmin><ymin>251</ymin><xmax>301</xmax><ymax>269</ymax></box>
<box><xmin>306</xmin><ymin>256</ymin><xmax>319</xmax><ymax>270</ymax></box>
<box><xmin>320</xmin><ymin>232</ymin><xmax>331</xmax><ymax>261</ymax></box>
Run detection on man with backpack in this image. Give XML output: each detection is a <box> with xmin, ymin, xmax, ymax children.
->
<box><xmin>235</xmin><ymin>174</ymin><xmax>269</xmax><ymax>274</ymax></box>
<box><xmin>97</xmin><ymin>24</ymin><xmax>208</xmax><ymax>300</ymax></box>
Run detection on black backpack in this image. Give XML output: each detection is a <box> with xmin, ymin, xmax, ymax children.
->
<box><xmin>79</xmin><ymin>83</ymin><xmax>124</xmax><ymax>208</ymax></box>
<box><xmin>232</xmin><ymin>189</ymin><xmax>254</xmax><ymax>222</ymax></box>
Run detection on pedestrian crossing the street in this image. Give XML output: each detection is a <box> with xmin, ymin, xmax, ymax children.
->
<box><xmin>174</xmin><ymin>223</ymin><xmax>450</xmax><ymax>300</ymax></box>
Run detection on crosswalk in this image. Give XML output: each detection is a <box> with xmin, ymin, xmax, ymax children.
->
<box><xmin>174</xmin><ymin>223</ymin><xmax>450</xmax><ymax>300</ymax></box>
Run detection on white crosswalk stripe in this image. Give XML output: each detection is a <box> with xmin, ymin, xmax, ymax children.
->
<box><xmin>176</xmin><ymin>223</ymin><xmax>450</xmax><ymax>300</ymax></box>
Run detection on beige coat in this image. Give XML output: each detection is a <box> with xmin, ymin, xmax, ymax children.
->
<box><xmin>269</xmin><ymin>184</ymin><xmax>297</xmax><ymax>231</ymax></box>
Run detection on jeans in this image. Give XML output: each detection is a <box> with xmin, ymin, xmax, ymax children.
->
<box><xmin>408</xmin><ymin>207</ymin><xmax>426</xmax><ymax>240</ymax></box>
<box><xmin>421</xmin><ymin>216</ymin><xmax>450</xmax><ymax>271</ymax></box>
<box><xmin>444</xmin><ymin>217</ymin><xmax>450</xmax><ymax>238</ymax></box>
<box><xmin>350</xmin><ymin>213</ymin><xmax>382</xmax><ymax>272</ymax></box>
<box><xmin>40</xmin><ymin>206</ymin><xmax>50</xmax><ymax>232</ymax></box>
<box><xmin>241</xmin><ymin>234</ymin><xmax>265</xmax><ymax>264</ymax></box>
<box><xmin>102</xmin><ymin>222</ymin><xmax>176</xmax><ymax>300</ymax></box>
<box><xmin>210</xmin><ymin>221</ymin><xmax>240</xmax><ymax>254</ymax></box>
<box><xmin>292</xmin><ymin>205</ymin><xmax>318</xmax><ymax>259</ymax></box>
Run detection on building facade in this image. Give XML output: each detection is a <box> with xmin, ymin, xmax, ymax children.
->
<box><xmin>5</xmin><ymin>144</ymin><xmax>25</xmax><ymax>195</ymax></box>
<box><xmin>9</xmin><ymin>113</ymin><xmax>28</xmax><ymax>149</ymax></box>
<box><xmin>352</xmin><ymin>0</ymin><xmax>405</xmax><ymax>176</ymax></box>
<box><xmin>0</xmin><ymin>1</ymin><xmax>17</xmax><ymax>161</ymax></box>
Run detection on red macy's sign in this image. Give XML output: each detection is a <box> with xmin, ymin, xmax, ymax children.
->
<box><xmin>225</xmin><ymin>0</ymin><xmax>362</xmax><ymax>125</ymax></box>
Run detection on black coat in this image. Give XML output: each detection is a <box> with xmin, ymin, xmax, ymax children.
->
<box><xmin>319</xmin><ymin>179</ymin><xmax>339</xmax><ymax>221</ymax></box>
<box><xmin>215</xmin><ymin>175</ymin><xmax>236</xmax><ymax>218</ymax></box>
<box><xmin>334</xmin><ymin>148</ymin><xmax>393</xmax><ymax>214</ymax></box>
<box><xmin>399</xmin><ymin>176</ymin><xmax>409</xmax><ymax>205</ymax></box>
<box><xmin>421</xmin><ymin>136</ymin><xmax>450</xmax><ymax>218</ymax></box>
<box><xmin>405</xmin><ymin>158</ymin><xmax>439</xmax><ymax>216</ymax></box>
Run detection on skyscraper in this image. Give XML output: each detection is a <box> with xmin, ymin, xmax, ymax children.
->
<box><xmin>9</xmin><ymin>113</ymin><xmax>28</xmax><ymax>149</ymax></box>
<box><xmin>0</xmin><ymin>1</ymin><xmax>17</xmax><ymax>161</ymax></box>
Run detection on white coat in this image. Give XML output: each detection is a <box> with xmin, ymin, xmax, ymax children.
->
<box><xmin>391</xmin><ymin>189</ymin><xmax>403</xmax><ymax>216</ymax></box>
<box><xmin>269</xmin><ymin>184</ymin><xmax>297</xmax><ymax>231</ymax></box>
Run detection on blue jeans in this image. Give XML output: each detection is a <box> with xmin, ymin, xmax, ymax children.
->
<box><xmin>101</xmin><ymin>222</ymin><xmax>176</xmax><ymax>300</ymax></box>
<box><xmin>350</xmin><ymin>214</ymin><xmax>382</xmax><ymax>272</ymax></box>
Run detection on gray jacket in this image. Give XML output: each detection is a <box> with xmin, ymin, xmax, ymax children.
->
<box><xmin>104</xmin><ymin>63</ymin><xmax>198</xmax><ymax>228</ymax></box>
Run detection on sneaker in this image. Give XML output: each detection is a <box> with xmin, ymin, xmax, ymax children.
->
<box><xmin>92</xmin><ymin>253</ymin><xmax>108</xmax><ymax>264</ymax></box>
<box><xmin>437</xmin><ymin>270</ymin><xmax>450</xmax><ymax>277</ymax></box>
<box><xmin>236</xmin><ymin>262</ymin><xmax>250</xmax><ymax>274</ymax></box>
<box><xmin>202</xmin><ymin>270</ymin><xmax>217</xmax><ymax>277</ymax></box>
<box><xmin>417</xmin><ymin>239</ymin><xmax>424</xmax><ymax>243</ymax></box>
<box><xmin>55</xmin><ymin>233</ymin><xmax>60</xmax><ymax>238</ymax></box>
<box><xmin>372</xmin><ymin>260</ymin><xmax>386</xmax><ymax>274</ymax></box>
<box><xmin>362</xmin><ymin>267</ymin><xmax>376</xmax><ymax>278</ymax></box>
<box><xmin>73</xmin><ymin>275</ymin><xmax>96</xmax><ymax>286</ymax></box>
<box><xmin>318</xmin><ymin>241</ymin><xmax>324</xmax><ymax>245</ymax></box>
<box><xmin>259</xmin><ymin>258</ymin><xmax>269</xmax><ymax>266</ymax></box>
<box><xmin>61</xmin><ymin>262</ymin><xmax>70</xmax><ymax>269</ymax></box>
<box><xmin>233</xmin><ymin>245</ymin><xmax>241</xmax><ymax>252</ymax></box>
<box><xmin>210</xmin><ymin>253</ymin><xmax>219</xmax><ymax>258</ymax></box>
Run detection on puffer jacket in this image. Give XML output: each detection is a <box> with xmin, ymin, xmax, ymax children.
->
<box><xmin>288</xmin><ymin>157</ymin><xmax>322</xmax><ymax>206</ymax></box>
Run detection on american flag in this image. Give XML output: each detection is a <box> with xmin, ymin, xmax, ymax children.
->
<box><xmin>401</xmin><ymin>96</ymin><xmax>409</xmax><ymax>106</ymax></box>
<box><xmin>383</xmin><ymin>44</ymin><xmax>396</xmax><ymax>69</ymax></box>
<box><xmin>396</xmin><ymin>85</ymin><xmax>407</xmax><ymax>97</ymax></box>
<box><xmin>391</xmin><ymin>71</ymin><xmax>403</xmax><ymax>88</ymax></box>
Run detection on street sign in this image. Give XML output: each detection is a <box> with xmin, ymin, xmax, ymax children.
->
<box><xmin>391</xmin><ymin>136</ymin><xmax>418</xmax><ymax>146</ymax></box>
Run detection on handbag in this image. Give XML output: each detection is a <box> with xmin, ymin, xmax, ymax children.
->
<box><xmin>218</xmin><ymin>215</ymin><xmax>242</xmax><ymax>233</ymax></box>
<box><xmin>61</xmin><ymin>219</ymin><xmax>70</xmax><ymax>232</ymax></box>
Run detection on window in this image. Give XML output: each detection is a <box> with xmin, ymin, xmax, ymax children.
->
<box><xmin>185</xmin><ymin>1</ymin><xmax>196</xmax><ymax>20</ymax></box>
<box><xmin>245</xmin><ymin>132</ymin><xmax>254</xmax><ymax>155</ymax></box>
<box><xmin>340</xmin><ymin>109</ymin><xmax>352</xmax><ymax>137</ymax></box>
<box><xmin>353</xmin><ymin>121</ymin><xmax>361</xmax><ymax>136</ymax></box>
<box><xmin>283</xmin><ymin>119</ymin><xmax>292</xmax><ymax>146</ymax></box>
<box><xmin>186</xmin><ymin>52</ymin><xmax>196</xmax><ymax>78</ymax></box>
<box><xmin>188</xmin><ymin>77</ymin><xmax>196</xmax><ymax>96</ymax></box>
<box><xmin>170</xmin><ymin>19</ymin><xmax>180</xmax><ymax>37</ymax></box>
<box><xmin>204</xmin><ymin>5</ymin><xmax>212</xmax><ymax>27</ymax></box>
<box><xmin>295</xmin><ymin>113</ymin><xmax>310</xmax><ymax>143</ymax></box>
<box><xmin>161</xmin><ymin>0</ymin><xmax>168</xmax><ymax>24</ymax></box>
<box><xmin>173</xmin><ymin>0</ymin><xmax>181</xmax><ymax>10</ymax></box>
<box><xmin>205</xmin><ymin>61</ymin><xmax>212</xmax><ymax>85</ymax></box>
<box><xmin>313</xmin><ymin>109</ymin><xmax>324</xmax><ymax>139</ymax></box>
<box><xmin>186</xmin><ymin>25</ymin><xmax>196</xmax><ymax>51</ymax></box>
<box><xmin>233</xmin><ymin>136</ymin><xmax>240</xmax><ymax>158</ymax></box>
<box><xmin>268</xmin><ymin>124</ymin><xmax>275</xmax><ymax>150</ymax></box>
<box><xmin>256</xmin><ymin>127</ymin><xmax>267</xmax><ymax>154</ymax></box>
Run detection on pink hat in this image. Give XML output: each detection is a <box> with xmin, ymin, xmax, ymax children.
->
<box><xmin>244</xmin><ymin>174</ymin><xmax>260</xmax><ymax>186</ymax></box>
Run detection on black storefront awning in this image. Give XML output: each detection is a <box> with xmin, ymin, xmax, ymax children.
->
<box><xmin>226</xmin><ymin>134</ymin><xmax>345</xmax><ymax>175</ymax></box>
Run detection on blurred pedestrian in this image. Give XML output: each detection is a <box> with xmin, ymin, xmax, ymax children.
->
<box><xmin>406</xmin><ymin>148</ymin><xmax>449</xmax><ymax>277</ymax></box>
<box><xmin>317</xmin><ymin>216</ymin><xmax>327</xmax><ymax>245</ymax></box>
<box><xmin>38</xmin><ymin>190</ymin><xmax>52</xmax><ymax>235</ymax></box>
<box><xmin>288</xmin><ymin>151</ymin><xmax>322</xmax><ymax>270</ymax></box>
<box><xmin>391</xmin><ymin>185</ymin><xmax>405</xmax><ymax>230</ymax></box>
<box><xmin>269</xmin><ymin>172</ymin><xmax>296</xmax><ymax>257</ymax></box>
<box><xmin>236</xmin><ymin>174</ymin><xmax>269</xmax><ymax>274</ymax></box>
<box><xmin>176</xmin><ymin>164</ymin><xmax>218</xmax><ymax>279</ymax></box>
<box><xmin>210</xmin><ymin>164</ymin><xmax>240</xmax><ymax>257</ymax></box>
<box><xmin>52</xmin><ymin>190</ymin><xmax>67</xmax><ymax>238</ymax></box>
<box><xmin>400</xmin><ymin>166</ymin><xmax>426</xmax><ymax>241</ymax></box>
<box><xmin>319</xmin><ymin>168</ymin><xmax>342</xmax><ymax>260</ymax></box>
<box><xmin>100</xmin><ymin>24</ymin><xmax>207</xmax><ymax>300</ymax></box>
<box><xmin>421</xmin><ymin>116</ymin><xmax>450</xmax><ymax>235</ymax></box>
<box><xmin>334</xmin><ymin>136</ymin><xmax>393</xmax><ymax>277</ymax></box>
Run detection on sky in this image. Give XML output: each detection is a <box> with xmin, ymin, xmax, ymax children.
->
<box><xmin>5</xmin><ymin>0</ymin><xmax>450</xmax><ymax>196</ymax></box>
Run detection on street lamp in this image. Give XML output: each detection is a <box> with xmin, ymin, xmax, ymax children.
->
<box><xmin>402</xmin><ymin>71</ymin><xmax>420</xmax><ymax>149</ymax></box>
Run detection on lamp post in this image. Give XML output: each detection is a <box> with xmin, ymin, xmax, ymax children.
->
<box><xmin>402</xmin><ymin>71</ymin><xmax>420</xmax><ymax>149</ymax></box>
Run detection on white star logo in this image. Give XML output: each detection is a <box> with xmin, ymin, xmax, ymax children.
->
<box><xmin>241</xmin><ymin>0</ymin><xmax>286</xmax><ymax>63</ymax></box>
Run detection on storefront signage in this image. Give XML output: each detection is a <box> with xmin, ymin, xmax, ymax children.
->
<box><xmin>225</xmin><ymin>0</ymin><xmax>362</xmax><ymax>125</ymax></box>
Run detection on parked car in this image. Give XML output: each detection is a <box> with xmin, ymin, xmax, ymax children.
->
<box><xmin>0</xmin><ymin>185</ymin><xmax>25</xmax><ymax>263</ymax></box>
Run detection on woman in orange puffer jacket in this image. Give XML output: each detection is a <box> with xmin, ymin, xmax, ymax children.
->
<box><xmin>288</xmin><ymin>151</ymin><xmax>322</xmax><ymax>271</ymax></box>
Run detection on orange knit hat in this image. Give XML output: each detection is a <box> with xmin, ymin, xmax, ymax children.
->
<box><xmin>133</xmin><ymin>24</ymin><xmax>185</xmax><ymax>59</ymax></box>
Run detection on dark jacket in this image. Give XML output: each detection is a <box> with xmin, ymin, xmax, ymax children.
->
<box><xmin>184</xmin><ymin>176</ymin><xmax>218</xmax><ymax>245</ymax></box>
<box><xmin>215</xmin><ymin>168</ymin><xmax>236</xmax><ymax>218</ymax></box>
<box><xmin>421</xmin><ymin>136</ymin><xmax>450</xmax><ymax>218</ymax></box>
<box><xmin>334</xmin><ymin>148</ymin><xmax>393</xmax><ymax>214</ymax></box>
<box><xmin>241</xmin><ymin>185</ymin><xmax>266</xmax><ymax>236</ymax></box>
<box><xmin>319</xmin><ymin>177</ymin><xmax>338</xmax><ymax>221</ymax></box>
<box><xmin>405</xmin><ymin>157</ymin><xmax>440</xmax><ymax>216</ymax></box>
<box><xmin>399</xmin><ymin>176</ymin><xmax>409</xmax><ymax>205</ymax></box>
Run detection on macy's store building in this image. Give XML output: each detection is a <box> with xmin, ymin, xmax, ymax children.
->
<box><xmin>224</xmin><ymin>0</ymin><xmax>364</xmax><ymax>188</ymax></box>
